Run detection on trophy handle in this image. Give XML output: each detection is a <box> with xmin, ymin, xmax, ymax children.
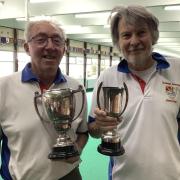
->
<box><xmin>34</xmin><ymin>91</ymin><xmax>44</xmax><ymax>121</ymax></box>
<box><xmin>72</xmin><ymin>85</ymin><xmax>85</xmax><ymax>121</ymax></box>
<box><xmin>97</xmin><ymin>82</ymin><xmax>103</xmax><ymax>110</ymax></box>
<box><xmin>119</xmin><ymin>82</ymin><xmax>128</xmax><ymax>117</ymax></box>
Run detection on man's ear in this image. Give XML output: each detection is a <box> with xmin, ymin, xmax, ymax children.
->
<box><xmin>24</xmin><ymin>43</ymin><xmax>30</xmax><ymax>56</ymax></box>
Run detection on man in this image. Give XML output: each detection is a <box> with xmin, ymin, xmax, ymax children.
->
<box><xmin>0</xmin><ymin>20</ymin><xmax>88</xmax><ymax>180</ymax></box>
<box><xmin>88</xmin><ymin>5</ymin><xmax>180</xmax><ymax>180</ymax></box>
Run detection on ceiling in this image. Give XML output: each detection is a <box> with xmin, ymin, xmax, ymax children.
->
<box><xmin>1</xmin><ymin>0</ymin><xmax>180</xmax><ymax>57</ymax></box>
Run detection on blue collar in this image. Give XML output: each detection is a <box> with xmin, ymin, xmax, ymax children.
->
<box><xmin>117</xmin><ymin>52</ymin><xmax>170</xmax><ymax>73</ymax></box>
<box><xmin>21</xmin><ymin>63</ymin><xmax>67</xmax><ymax>84</ymax></box>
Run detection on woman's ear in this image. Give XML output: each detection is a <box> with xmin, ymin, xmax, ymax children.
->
<box><xmin>24</xmin><ymin>43</ymin><xmax>30</xmax><ymax>56</ymax></box>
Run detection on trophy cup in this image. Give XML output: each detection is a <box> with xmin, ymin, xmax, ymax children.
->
<box><xmin>96</xmin><ymin>82</ymin><xmax>128</xmax><ymax>156</ymax></box>
<box><xmin>34</xmin><ymin>85</ymin><xmax>84</xmax><ymax>160</ymax></box>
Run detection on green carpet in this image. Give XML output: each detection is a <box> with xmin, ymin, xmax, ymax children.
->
<box><xmin>80</xmin><ymin>137</ymin><xmax>109</xmax><ymax>180</ymax></box>
<box><xmin>80</xmin><ymin>91</ymin><xmax>109</xmax><ymax>180</ymax></box>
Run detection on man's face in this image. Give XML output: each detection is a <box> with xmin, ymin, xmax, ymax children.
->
<box><xmin>118</xmin><ymin>18</ymin><xmax>153</xmax><ymax>70</ymax></box>
<box><xmin>24</xmin><ymin>22</ymin><xmax>65</xmax><ymax>76</ymax></box>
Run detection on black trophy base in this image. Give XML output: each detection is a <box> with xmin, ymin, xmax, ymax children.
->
<box><xmin>48</xmin><ymin>145</ymin><xmax>79</xmax><ymax>160</ymax></box>
<box><xmin>97</xmin><ymin>141</ymin><xmax>125</xmax><ymax>156</ymax></box>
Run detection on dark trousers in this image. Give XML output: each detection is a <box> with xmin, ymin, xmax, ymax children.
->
<box><xmin>59</xmin><ymin>167</ymin><xmax>82</xmax><ymax>180</ymax></box>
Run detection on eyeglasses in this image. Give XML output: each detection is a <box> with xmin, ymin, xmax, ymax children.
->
<box><xmin>28</xmin><ymin>34</ymin><xmax>65</xmax><ymax>47</ymax></box>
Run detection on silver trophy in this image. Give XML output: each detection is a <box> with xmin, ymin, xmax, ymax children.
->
<box><xmin>96</xmin><ymin>82</ymin><xmax>128</xmax><ymax>156</ymax></box>
<box><xmin>34</xmin><ymin>85</ymin><xmax>84</xmax><ymax>160</ymax></box>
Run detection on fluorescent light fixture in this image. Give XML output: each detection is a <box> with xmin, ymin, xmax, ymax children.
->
<box><xmin>104</xmin><ymin>24</ymin><xmax>110</xmax><ymax>28</ymax></box>
<box><xmin>16</xmin><ymin>17</ymin><xmax>26</xmax><ymax>21</ymax></box>
<box><xmin>30</xmin><ymin>0</ymin><xmax>60</xmax><ymax>3</ymax></box>
<box><xmin>16</xmin><ymin>15</ymin><xmax>52</xmax><ymax>21</ymax></box>
<box><xmin>155</xmin><ymin>48</ymin><xmax>180</xmax><ymax>58</ymax></box>
<box><xmin>61</xmin><ymin>25</ymin><xmax>82</xmax><ymax>30</ymax></box>
<box><xmin>164</xmin><ymin>5</ymin><xmax>180</xmax><ymax>10</ymax></box>
<box><xmin>156</xmin><ymin>42</ymin><xmax>180</xmax><ymax>46</ymax></box>
<box><xmin>75</xmin><ymin>12</ymin><xmax>110</xmax><ymax>18</ymax></box>
<box><xmin>100</xmin><ymin>39</ymin><xmax>112</xmax><ymax>43</ymax></box>
<box><xmin>61</xmin><ymin>25</ymin><xmax>91</xmax><ymax>34</ymax></box>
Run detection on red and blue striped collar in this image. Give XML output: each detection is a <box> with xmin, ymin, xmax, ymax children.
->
<box><xmin>117</xmin><ymin>52</ymin><xmax>170</xmax><ymax>73</ymax></box>
<box><xmin>21</xmin><ymin>63</ymin><xmax>67</xmax><ymax>84</ymax></box>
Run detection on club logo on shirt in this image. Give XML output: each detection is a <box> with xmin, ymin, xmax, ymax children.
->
<box><xmin>163</xmin><ymin>82</ymin><xmax>179</xmax><ymax>103</ymax></box>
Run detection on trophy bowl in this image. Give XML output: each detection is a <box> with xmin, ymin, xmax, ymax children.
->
<box><xmin>34</xmin><ymin>85</ymin><xmax>84</xmax><ymax>160</ymax></box>
<box><xmin>96</xmin><ymin>82</ymin><xmax>128</xmax><ymax>156</ymax></box>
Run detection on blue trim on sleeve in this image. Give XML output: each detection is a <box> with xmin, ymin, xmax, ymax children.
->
<box><xmin>21</xmin><ymin>63</ymin><xmax>67</xmax><ymax>84</ymax></box>
<box><xmin>88</xmin><ymin>116</ymin><xmax>95</xmax><ymax>123</ymax></box>
<box><xmin>0</xmin><ymin>131</ymin><xmax>12</xmax><ymax>180</ymax></box>
<box><xmin>117</xmin><ymin>52</ymin><xmax>170</xmax><ymax>73</ymax></box>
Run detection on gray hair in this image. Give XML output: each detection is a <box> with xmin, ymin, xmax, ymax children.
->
<box><xmin>109</xmin><ymin>5</ymin><xmax>159</xmax><ymax>49</ymax></box>
<box><xmin>24</xmin><ymin>20</ymin><xmax>66</xmax><ymax>42</ymax></box>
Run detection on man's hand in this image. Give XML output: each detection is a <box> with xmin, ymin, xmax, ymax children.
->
<box><xmin>94</xmin><ymin>107</ymin><xmax>119</xmax><ymax>132</ymax></box>
<box><xmin>88</xmin><ymin>107</ymin><xmax>122</xmax><ymax>138</ymax></box>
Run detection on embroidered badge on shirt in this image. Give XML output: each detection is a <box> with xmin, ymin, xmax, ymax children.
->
<box><xmin>163</xmin><ymin>82</ymin><xmax>179</xmax><ymax>103</ymax></box>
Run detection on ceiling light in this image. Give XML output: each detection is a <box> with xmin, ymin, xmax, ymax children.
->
<box><xmin>164</xmin><ymin>5</ymin><xmax>180</xmax><ymax>10</ymax></box>
<box><xmin>30</xmin><ymin>0</ymin><xmax>60</xmax><ymax>3</ymax></box>
<box><xmin>100</xmin><ymin>39</ymin><xmax>112</xmax><ymax>43</ymax></box>
<box><xmin>75</xmin><ymin>12</ymin><xmax>110</xmax><ymax>18</ymax></box>
<box><xmin>156</xmin><ymin>42</ymin><xmax>180</xmax><ymax>46</ymax></box>
<box><xmin>154</xmin><ymin>48</ymin><xmax>180</xmax><ymax>58</ymax></box>
<box><xmin>16</xmin><ymin>17</ymin><xmax>26</xmax><ymax>21</ymax></box>
<box><xmin>61</xmin><ymin>25</ymin><xmax>91</xmax><ymax>34</ymax></box>
<box><xmin>104</xmin><ymin>24</ymin><xmax>110</xmax><ymax>28</ymax></box>
<box><xmin>16</xmin><ymin>15</ymin><xmax>52</xmax><ymax>21</ymax></box>
<box><xmin>61</xmin><ymin>25</ymin><xmax>82</xmax><ymax>30</ymax></box>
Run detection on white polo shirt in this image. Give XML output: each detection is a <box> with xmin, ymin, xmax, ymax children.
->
<box><xmin>89</xmin><ymin>52</ymin><xmax>180</xmax><ymax>180</ymax></box>
<box><xmin>0</xmin><ymin>64</ymin><xmax>88</xmax><ymax>180</ymax></box>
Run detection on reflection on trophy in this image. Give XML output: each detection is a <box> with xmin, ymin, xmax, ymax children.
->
<box><xmin>34</xmin><ymin>85</ymin><xmax>84</xmax><ymax>160</ymax></box>
<box><xmin>97</xmin><ymin>82</ymin><xmax>128</xmax><ymax>156</ymax></box>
